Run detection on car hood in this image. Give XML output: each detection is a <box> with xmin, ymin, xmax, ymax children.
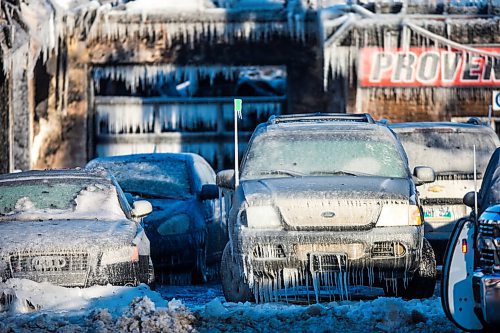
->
<box><xmin>0</xmin><ymin>219</ymin><xmax>138</xmax><ymax>254</ymax></box>
<box><xmin>481</xmin><ymin>204</ymin><xmax>500</xmax><ymax>220</ymax></box>
<box><xmin>241</xmin><ymin>176</ymin><xmax>413</xmax><ymax>229</ymax></box>
<box><xmin>241</xmin><ymin>176</ymin><xmax>412</xmax><ymax>203</ymax></box>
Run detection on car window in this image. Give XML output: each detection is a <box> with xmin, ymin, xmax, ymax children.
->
<box><xmin>395</xmin><ymin>129</ymin><xmax>497</xmax><ymax>175</ymax></box>
<box><xmin>94</xmin><ymin>159</ymin><xmax>192</xmax><ymax>199</ymax></box>
<box><xmin>194</xmin><ymin>161</ymin><xmax>215</xmax><ymax>185</ymax></box>
<box><xmin>479</xmin><ymin>148</ymin><xmax>500</xmax><ymax>211</ymax></box>
<box><xmin>0</xmin><ymin>178</ymin><xmax>127</xmax><ymax>221</ymax></box>
<box><xmin>241</xmin><ymin>130</ymin><xmax>407</xmax><ymax>180</ymax></box>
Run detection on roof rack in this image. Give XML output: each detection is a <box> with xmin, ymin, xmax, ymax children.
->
<box><xmin>267</xmin><ymin>113</ymin><xmax>375</xmax><ymax>125</ymax></box>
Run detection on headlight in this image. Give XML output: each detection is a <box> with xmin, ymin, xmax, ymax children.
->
<box><xmin>157</xmin><ymin>214</ymin><xmax>191</xmax><ymax>236</ymax></box>
<box><xmin>242</xmin><ymin>206</ymin><xmax>282</xmax><ymax>229</ymax></box>
<box><xmin>101</xmin><ymin>246</ymin><xmax>139</xmax><ymax>265</ymax></box>
<box><xmin>376</xmin><ymin>204</ymin><xmax>422</xmax><ymax>227</ymax></box>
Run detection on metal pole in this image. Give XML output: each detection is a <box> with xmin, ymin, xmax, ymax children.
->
<box><xmin>474</xmin><ymin>145</ymin><xmax>478</xmax><ymax>222</ymax></box>
<box><xmin>488</xmin><ymin>105</ymin><xmax>493</xmax><ymax>127</ymax></box>
<box><xmin>234</xmin><ymin>99</ymin><xmax>241</xmax><ymax>187</ymax></box>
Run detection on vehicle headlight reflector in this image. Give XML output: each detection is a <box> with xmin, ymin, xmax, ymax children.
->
<box><xmin>157</xmin><ymin>214</ymin><xmax>191</xmax><ymax>236</ymax></box>
<box><xmin>244</xmin><ymin>206</ymin><xmax>282</xmax><ymax>229</ymax></box>
<box><xmin>101</xmin><ymin>246</ymin><xmax>139</xmax><ymax>265</ymax></box>
<box><xmin>376</xmin><ymin>204</ymin><xmax>421</xmax><ymax>226</ymax></box>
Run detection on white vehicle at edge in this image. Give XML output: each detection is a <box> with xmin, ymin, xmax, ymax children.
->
<box><xmin>442</xmin><ymin>147</ymin><xmax>500</xmax><ymax>332</ymax></box>
<box><xmin>217</xmin><ymin>113</ymin><xmax>437</xmax><ymax>303</ymax></box>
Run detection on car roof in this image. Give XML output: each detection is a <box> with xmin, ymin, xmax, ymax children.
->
<box><xmin>87</xmin><ymin>152</ymin><xmax>204</xmax><ymax>165</ymax></box>
<box><xmin>389</xmin><ymin>121</ymin><xmax>492</xmax><ymax>132</ymax></box>
<box><xmin>0</xmin><ymin>168</ymin><xmax>110</xmax><ymax>183</ymax></box>
<box><xmin>263</xmin><ymin>120</ymin><xmax>390</xmax><ymax>134</ymax></box>
<box><xmin>267</xmin><ymin>113</ymin><xmax>375</xmax><ymax>124</ymax></box>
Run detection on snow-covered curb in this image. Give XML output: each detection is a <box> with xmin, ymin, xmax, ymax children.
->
<box><xmin>0</xmin><ymin>279</ymin><xmax>197</xmax><ymax>332</ymax></box>
<box><xmin>1</xmin><ymin>279</ymin><xmax>460</xmax><ymax>332</ymax></box>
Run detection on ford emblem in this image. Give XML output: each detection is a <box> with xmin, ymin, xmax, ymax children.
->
<box><xmin>321</xmin><ymin>211</ymin><xmax>336</xmax><ymax>218</ymax></box>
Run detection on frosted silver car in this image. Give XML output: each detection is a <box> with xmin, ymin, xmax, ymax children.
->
<box><xmin>390</xmin><ymin>122</ymin><xmax>499</xmax><ymax>263</ymax></box>
<box><xmin>218</xmin><ymin>114</ymin><xmax>436</xmax><ymax>303</ymax></box>
<box><xmin>0</xmin><ymin>169</ymin><xmax>154</xmax><ymax>287</ymax></box>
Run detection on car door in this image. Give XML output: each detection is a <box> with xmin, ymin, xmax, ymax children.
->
<box><xmin>194</xmin><ymin>159</ymin><xmax>227</xmax><ymax>265</ymax></box>
<box><xmin>441</xmin><ymin>217</ymin><xmax>483</xmax><ymax>332</ymax></box>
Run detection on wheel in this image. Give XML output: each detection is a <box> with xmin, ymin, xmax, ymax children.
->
<box><xmin>191</xmin><ymin>243</ymin><xmax>207</xmax><ymax>284</ymax></box>
<box><xmin>220</xmin><ymin>243</ymin><xmax>254</xmax><ymax>302</ymax></box>
<box><xmin>384</xmin><ymin>238</ymin><xmax>437</xmax><ymax>299</ymax></box>
<box><xmin>147</xmin><ymin>258</ymin><xmax>156</xmax><ymax>290</ymax></box>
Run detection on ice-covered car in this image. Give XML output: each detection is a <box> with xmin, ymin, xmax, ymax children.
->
<box><xmin>442</xmin><ymin>147</ymin><xmax>500</xmax><ymax>331</ymax></box>
<box><xmin>0</xmin><ymin>169</ymin><xmax>154</xmax><ymax>287</ymax></box>
<box><xmin>390</xmin><ymin>122</ymin><xmax>499</xmax><ymax>263</ymax></box>
<box><xmin>218</xmin><ymin>114</ymin><xmax>437</xmax><ymax>303</ymax></box>
<box><xmin>86</xmin><ymin>153</ymin><xmax>225</xmax><ymax>284</ymax></box>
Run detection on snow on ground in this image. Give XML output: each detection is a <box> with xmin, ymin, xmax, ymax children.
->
<box><xmin>0</xmin><ymin>279</ymin><xmax>460</xmax><ymax>332</ymax></box>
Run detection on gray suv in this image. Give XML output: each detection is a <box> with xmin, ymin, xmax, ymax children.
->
<box><xmin>390</xmin><ymin>122</ymin><xmax>499</xmax><ymax>263</ymax></box>
<box><xmin>217</xmin><ymin>114</ymin><xmax>436</xmax><ymax>303</ymax></box>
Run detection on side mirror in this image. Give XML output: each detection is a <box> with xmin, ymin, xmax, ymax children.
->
<box><xmin>463</xmin><ymin>191</ymin><xmax>477</xmax><ymax>208</ymax></box>
<box><xmin>131</xmin><ymin>200</ymin><xmax>153</xmax><ymax>218</ymax></box>
<box><xmin>216</xmin><ymin>169</ymin><xmax>235</xmax><ymax>189</ymax></box>
<box><xmin>413</xmin><ymin>166</ymin><xmax>435</xmax><ymax>186</ymax></box>
<box><xmin>199</xmin><ymin>184</ymin><xmax>219</xmax><ymax>200</ymax></box>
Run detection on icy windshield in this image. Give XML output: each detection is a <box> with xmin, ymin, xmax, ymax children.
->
<box><xmin>94</xmin><ymin>159</ymin><xmax>192</xmax><ymax>199</ymax></box>
<box><xmin>395</xmin><ymin>130</ymin><xmax>497</xmax><ymax>175</ymax></box>
<box><xmin>0</xmin><ymin>178</ymin><xmax>127</xmax><ymax>221</ymax></box>
<box><xmin>241</xmin><ymin>130</ymin><xmax>407</xmax><ymax>180</ymax></box>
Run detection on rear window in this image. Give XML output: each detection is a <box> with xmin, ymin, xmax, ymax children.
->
<box><xmin>93</xmin><ymin>159</ymin><xmax>192</xmax><ymax>199</ymax></box>
<box><xmin>395</xmin><ymin>129</ymin><xmax>497</xmax><ymax>175</ymax></box>
<box><xmin>241</xmin><ymin>130</ymin><xmax>407</xmax><ymax>180</ymax></box>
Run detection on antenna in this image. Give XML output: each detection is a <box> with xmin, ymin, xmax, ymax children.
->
<box><xmin>488</xmin><ymin>105</ymin><xmax>493</xmax><ymax>127</ymax></box>
<box><xmin>234</xmin><ymin>99</ymin><xmax>242</xmax><ymax>187</ymax></box>
<box><xmin>473</xmin><ymin>145</ymin><xmax>478</xmax><ymax>222</ymax></box>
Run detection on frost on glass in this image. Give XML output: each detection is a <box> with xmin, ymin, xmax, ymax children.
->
<box><xmin>241</xmin><ymin>131</ymin><xmax>407</xmax><ymax>180</ymax></box>
<box><xmin>89</xmin><ymin>159</ymin><xmax>192</xmax><ymax>199</ymax></box>
<box><xmin>395</xmin><ymin>130</ymin><xmax>497</xmax><ymax>175</ymax></box>
<box><xmin>0</xmin><ymin>179</ymin><xmax>125</xmax><ymax>220</ymax></box>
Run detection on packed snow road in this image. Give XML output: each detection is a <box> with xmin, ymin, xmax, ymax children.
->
<box><xmin>0</xmin><ymin>279</ymin><xmax>460</xmax><ymax>332</ymax></box>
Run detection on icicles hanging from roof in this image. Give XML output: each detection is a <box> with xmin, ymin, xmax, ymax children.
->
<box><xmin>323</xmin><ymin>14</ymin><xmax>500</xmax><ymax>89</ymax></box>
<box><xmin>88</xmin><ymin>17</ymin><xmax>308</xmax><ymax>45</ymax></box>
<box><xmin>93</xmin><ymin>65</ymin><xmax>242</xmax><ymax>94</ymax></box>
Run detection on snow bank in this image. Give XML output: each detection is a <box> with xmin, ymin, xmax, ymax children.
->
<box><xmin>0</xmin><ymin>279</ymin><xmax>197</xmax><ymax>332</ymax></box>
<box><xmin>1</xmin><ymin>279</ymin><xmax>459</xmax><ymax>332</ymax></box>
<box><xmin>198</xmin><ymin>295</ymin><xmax>460</xmax><ymax>332</ymax></box>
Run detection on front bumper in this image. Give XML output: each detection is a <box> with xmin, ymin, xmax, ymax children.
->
<box><xmin>1</xmin><ymin>252</ymin><xmax>152</xmax><ymax>287</ymax></box>
<box><xmin>236</xmin><ymin>225</ymin><xmax>422</xmax><ymax>286</ymax></box>
<box><xmin>474</xmin><ymin>271</ymin><xmax>500</xmax><ymax>327</ymax></box>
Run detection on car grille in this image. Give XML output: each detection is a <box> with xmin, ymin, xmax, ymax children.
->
<box><xmin>478</xmin><ymin>221</ymin><xmax>500</xmax><ymax>268</ymax></box>
<box><xmin>310</xmin><ymin>253</ymin><xmax>347</xmax><ymax>273</ymax></box>
<box><xmin>480</xmin><ymin>249</ymin><xmax>495</xmax><ymax>266</ymax></box>
<box><xmin>436</xmin><ymin>173</ymin><xmax>482</xmax><ymax>181</ymax></box>
<box><xmin>9</xmin><ymin>252</ymin><xmax>90</xmax><ymax>286</ymax></box>
<box><xmin>479</xmin><ymin>223</ymin><xmax>494</xmax><ymax>238</ymax></box>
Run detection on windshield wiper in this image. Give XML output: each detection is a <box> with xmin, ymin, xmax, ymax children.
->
<box><xmin>309</xmin><ymin>170</ymin><xmax>375</xmax><ymax>177</ymax></box>
<box><xmin>127</xmin><ymin>191</ymin><xmax>168</xmax><ymax>199</ymax></box>
<box><xmin>259</xmin><ymin>169</ymin><xmax>305</xmax><ymax>177</ymax></box>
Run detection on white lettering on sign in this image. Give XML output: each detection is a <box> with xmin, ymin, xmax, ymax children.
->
<box><xmin>493</xmin><ymin>91</ymin><xmax>500</xmax><ymax>111</ymax></box>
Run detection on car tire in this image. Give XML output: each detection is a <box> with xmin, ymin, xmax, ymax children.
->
<box><xmin>384</xmin><ymin>238</ymin><xmax>436</xmax><ymax>299</ymax></box>
<box><xmin>221</xmin><ymin>243</ymin><xmax>254</xmax><ymax>303</ymax></box>
<box><xmin>147</xmin><ymin>258</ymin><xmax>157</xmax><ymax>290</ymax></box>
<box><xmin>192</xmin><ymin>242</ymin><xmax>207</xmax><ymax>285</ymax></box>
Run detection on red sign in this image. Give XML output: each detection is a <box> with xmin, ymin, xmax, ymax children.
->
<box><xmin>358</xmin><ymin>47</ymin><xmax>500</xmax><ymax>87</ymax></box>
